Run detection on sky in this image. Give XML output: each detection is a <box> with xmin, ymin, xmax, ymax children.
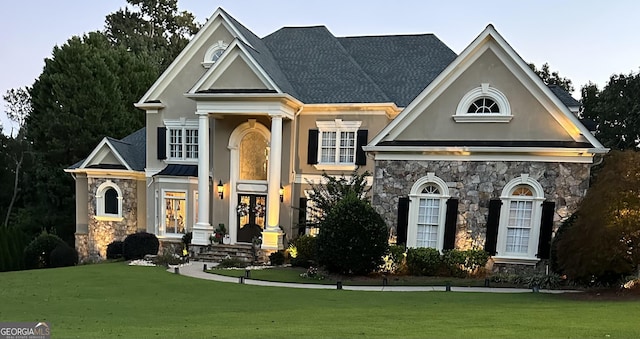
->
<box><xmin>1</xmin><ymin>0</ymin><xmax>639</xmax><ymax>134</ymax></box>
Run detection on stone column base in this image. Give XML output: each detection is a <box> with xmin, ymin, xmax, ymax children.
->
<box><xmin>261</xmin><ymin>229</ymin><xmax>284</xmax><ymax>250</ymax></box>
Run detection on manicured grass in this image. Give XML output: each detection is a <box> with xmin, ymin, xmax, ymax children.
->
<box><xmin>210</xmin><ymin>267</ymin><xmax>492</xmax><ymax>287</ymax></box>
<box><xmin>1</xmin><ymin>263</ymin><xmax>639</xmax><ymax>338</ymax></box>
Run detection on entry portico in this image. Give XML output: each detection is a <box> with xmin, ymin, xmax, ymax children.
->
<box><xmin>189</xmin><ymin>93</ymin><xmax>301</xmax><ymax>249</ymax></box>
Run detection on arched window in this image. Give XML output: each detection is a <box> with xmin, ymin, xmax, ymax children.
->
<box><xmin>407</xmin><ymin>173</ymin><xmax>450</xmax><ymax>250</ymax></box>
<box><xmin>239</xmin><ymin>131</ymin><xmax>268</xmax><ymax>180</ymax></box>
<box><xmin>95</xmin><ymin>181</ymin><xmax>123</xmax><ymax>221</ymax></box>
<box><xmin>202</xmin><ymin>40</ymin><xmax>228</xmax><ymax>68</ymax></box>
<box><xmin>496</xmin><ymin>175</ymin><xmax>545</xmax><ymax>260</ymax></box>
<box><xmin>454</xmin><ymin>83</ymin><xmax>512</xmax><ymax>122</ymax></box>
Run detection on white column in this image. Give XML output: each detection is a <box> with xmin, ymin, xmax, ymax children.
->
<box><xmin>193</xmin><ymin>113</ymin><xmax>212</xmax><ymax>245</ymax></box>
<box><xmin>262</xmin><ymin>114</ymin><xmax>284</xmax><ymax>250</ymax></box>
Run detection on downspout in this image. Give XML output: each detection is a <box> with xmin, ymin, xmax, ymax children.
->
<box><xmin>289</xmin><ymin>105</ymin><xmax>304</xmax><ymax>234</ymax></box>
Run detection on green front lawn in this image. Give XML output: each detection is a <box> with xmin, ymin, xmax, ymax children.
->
<box><xmin>1</xmin><ymin>263</ymin><xmax>638</xmax><ymax>338</ymax></box>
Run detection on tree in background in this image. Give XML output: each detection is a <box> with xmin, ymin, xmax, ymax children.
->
<box><xmin>2</xmin><ymin>88</ymin><xmax>32</xmax><ymax>227</ymax></box>
<box><xmin>24</xmin><ymin>32</ymin><xmax>158</xmax><ymax>243</ymax></box>
<box><xmin>555</xmin><ymin>151</ymin><xmax>640</xmax><ymax>284</ymax></box>
<box><xmin>529</xmin><ymin>62</ymin><xmax>574</xmax><ymax>93</ymax></box>
<box><xmin>581</xmin><ymin>71</ymin><xmax>640</xmax><ymax>150</ymax></box>
<box><xmin>105</xmin><ymin>0</ymin><xmax>199</xmax><ymax>71</ymax></box>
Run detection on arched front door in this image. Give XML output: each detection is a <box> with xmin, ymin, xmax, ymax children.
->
<box><xmin>237</xmin><ymin>194</ymin><xmax>266</xmax><ymax>243</ymax></box>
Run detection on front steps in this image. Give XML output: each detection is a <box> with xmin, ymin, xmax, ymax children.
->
<box><xmin>191</xmin><ymin>244</ymin><xmax>256</xmax><ymax>264</ymax></box>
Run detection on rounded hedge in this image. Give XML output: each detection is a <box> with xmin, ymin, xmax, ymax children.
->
<box><xmin>106</xmin><ymin>240</ymin><xmax>125</xmax><ymax>260</ymax></box>
<box><xmin>406</xmin><ymin>247</ymin><xmax>442</xmax><ymax>276</ymax></box>
<box><xmin>123</xmin><ymin>232</ymin><xmax>159</xmax><ymax>260</ymax></box>
<box><xmin>317</xmin><ymin>193</ymin><xmax>388</xmax><ymax>275</ymax></box>
<box><xmin>50</xmin><ymin>243</ymin><xmax>78</xmax><ymax>268</ymax></box>
<box><xmin>290</xmin><ymin>235</ymin><xmax>317</xmax><ymax>268</ymax></box>
<box><xmin>24</xmin><ymin>231</ymin><xmax>65</xmax><ymax>269</ymax></box>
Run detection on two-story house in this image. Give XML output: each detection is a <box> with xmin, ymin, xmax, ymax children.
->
<box><xmin>66</xmin><ymin>8</ymin><xmax>607</xmax><ymax>268</ymax></box>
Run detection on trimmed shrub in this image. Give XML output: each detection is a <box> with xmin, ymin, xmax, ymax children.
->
<box><xmin>106</xmin><ymin>241</ymin><xmax>124</xmax><ymax>260</ymax></box>
<box><xmin>290</xmin><ymin>235</ymin><xmax>317</xmax><ymax>268</ymax></box>
<box><xmin>182</xmin><ymin>232</ymin><xmax>193</xmax><ymax>246</ymax></box>
<box><xmin>123</xmin><ymin>232</ymin><xmax>159</xmax><ymax>260</ymax></box>
<box><xmin>442</xmin><ymin>249</ymin><xmax>490</xmax><ymax>277</ymax></box>
<box><xmin>50</xmin><ymin>243</ymin><xmax>78</xmax><ymax>268</ymax></box>
<box><xmin>24</xmin><ymin>231</ymin><xmax>65</xmax><ymax>269</ymax></box>
<box><xmin>269</xmin><ymin>251</ymin><xmax>285</xmax><ymax>265</ymax></box>
<box><xmin>218</xmin><ymin>258</ymin><xmax>247</xmax><ymax>268</ymax></box>
<box><xmin>0</xmin><ymin>227</ymin><xmax>30</xmax><ymax>272</ymax></box>
<box><xmin>406</xmin><ymin>247</ymin><xmax>442</xmax><ymax>276</ymax></box>
<box><xmin>317</xmin><ymin>193</ymin><xmax>389</xmax><ymax>275</ymax></box>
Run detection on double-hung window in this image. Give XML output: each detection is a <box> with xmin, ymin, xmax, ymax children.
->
<box><xmin>315</xmin><ymin>120</ymin><xmax>362</xmax><ymax>170</ymax></box>
<box><xmin>164</xmin><ymin>119</ymin><xmax>199</xmax><ymax>162</ymax></box>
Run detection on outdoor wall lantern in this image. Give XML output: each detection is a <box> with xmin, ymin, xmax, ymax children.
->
<box><xmin>217</xmin><ymin>180</ymin><xmax>224</xmax><ymax>199</ymax></box>
<box><xmin>279</xmin><ymin>185</ymin><xmax>284</xmax><ymax>203</ymax></box>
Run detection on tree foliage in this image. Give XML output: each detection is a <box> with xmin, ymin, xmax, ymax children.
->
<box><xmin>22</xmin><ymin>32</ymin><xmax>158</xmax><ymax>242</ymax></box>
<box><xmin>316</xmin><ymin>193</ymin><xmax>388</xmax><ymax>275</ymax></box>
<box><xmin>105</xmin><ymin>0</ymin><xmax>199</xmax><ymax>71</ymax></box>
<box><xmin>555</xmin><ymin>151</ymin><xmax>640</xmax><ymax>284</ymax></box>
<box><xmin>581</xmin><ymin>71</ymin><xmax>640</xmax><ymax>150</ymax></box>
<box><xmin>304</xmin><ymin>171</ymin><xmax>371</xmax><ymax>228</ymax></box>
<box><xmin>528</xmin><ymin>62</ymin><xmax>574</xmax><ymax>93</ymax></box>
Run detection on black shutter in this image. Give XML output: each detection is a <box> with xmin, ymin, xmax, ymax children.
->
<box><xmin>355</xmin><ymin>129</ymin><xmax>368</xmax><ymax>166</ymax></box>
<box><xmin>537</xmin><ymin>201</ymin><xmax>555</xmax><ymax>259</ymax></box>
<box><xmin>397</xmin><ymin>197</ymin><xmax>410</xmax><ymax>246</ymax></box>
<box><xmin>443</xmin><ymin>198</ymin><xmax>459</xmax><ymax>250</ymax></box>
<box><xmin>307</xmin><ymin>129</ymin><xmax>318</xmax><ymax>164</ymax></box>
<box><xmin>298</xmin><ymin>198</ymin><xmax>307</xmax><ymax>236</ymax></box>
<box><xmin>484</xmin><ymin>199</ymin><xmax>502</xmax><ymax>255</ymax></box>
<box><xmin>157</xmin><ymin>127</ymin><xmax>167</xmax><ymax>160</ymax></box>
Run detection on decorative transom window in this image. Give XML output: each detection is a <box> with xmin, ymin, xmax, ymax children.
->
<box><xmin>95</xmin><ymin>181</ymin><xmax>123</xmax><ymax>221</ymax></box>
<box><xmin>496</xmin><ymin>175</ymin><xmax>545</xmax><ymax>261</ymax></box>
<box><xmin>163</xmin><ymin>191</ymin><xmax>187</xmax><ymax>236</ymax></box>
<box><xmin>315</xmin><ymin>119</ymin><xmax>361</xmax><ymax>170</ymax></box>
<box><xmin>467</xmin><ymin>98</ymin><xmax>499</xmax><ymax>113</ymax></box>
<box><xmin>164</xmin><ymin>119</ymin><xmax>198</xmax><ymax>162</ymax></box>
<box><xmin>407</xmin><ymin>173</ymin><xmax>450</xmax><ymax>250</ymax></box>
<box><xmin>454</xmin><ymin>83</ymin><xmax>512</xmax><ymax>122</ymax></box>
<box><xmin>202</xmin><ymin>40</ymin><xmax>229</xmax><ymax>68</ymax></box>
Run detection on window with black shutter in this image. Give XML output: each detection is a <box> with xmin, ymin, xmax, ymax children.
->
<box><xmin>443</xmin><ymin>198</ymin><xmax>459</xmax><ymax>250</ymax></box>
<box><xmin>484</xmin><ymin>199</ymin><xmax>502</xmax><ymax>255</ymax></box>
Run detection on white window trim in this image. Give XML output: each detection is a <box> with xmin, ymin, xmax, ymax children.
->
<box><xmin>95</xmin><ymin>180</ymin><xmax>123</xmax><ymax>221</ymax></box>
<box><xmin>494</xmin><ymin>174</ymin><xmax>545</xmax><ymax>264</ymax></box>
<box><xmin>202</xmin><ymin>40</ymin><xmax>228</xmax><ymax>68</ymax></box>
<box><xmin>453</xmin><ymin>83</ymin><xmax>512</xmax><ymax>123</ymax></box>
<box><xmin>314</xmin><ymin>119</ymin><xmax>362</xmax><ymax>171</ymax></box>
<box><xmin>161</xmin><ymin>189</ymin><xmax>188</xmax><ymax>238</ymax></box>
<box><xmin>164</xmin><ymin>118</ymin><xmax>199</xmax><ymax>163</ymax></box>
<box><xmin>406</xmin><ymin>173</ymin><xmax>450</xmax><ymax>251</ymax></box>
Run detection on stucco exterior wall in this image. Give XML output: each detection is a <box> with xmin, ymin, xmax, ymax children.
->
<box><xmin>372</xmin><ymin>160</ymin><xmax>590</xmax><ymax>249</ymax></box>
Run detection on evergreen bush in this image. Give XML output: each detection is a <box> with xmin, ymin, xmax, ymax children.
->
<box><xmin>0</xmin><ymin>227</ymin><xmax>29</xmax><ymax>272</ymax></box>
<box><xmin>406</xmin><ymin>247</ymin><xmax>442</xmax><ymax>276</ymax></box>
<box><xmin>289</xmin><ymin>235</ymin><xmax>317</xmax><ymax>268</ymax></box>
<box><xmin>50</xmin><ymin>243</ymin><xmax>78</xmax><ymax>268</ymax></box>
<box><xmin>106</xmin><ymin>240</ymin><xmax>124</xmax><ymax>260</ymax></box>
<box><xmin>316</xmin><ymin>193</ymin><xmax>388</xmax><ymax>275</ymax></box>
<box><xmin>23</xmin><ymin>231</ymin><xmax>66</xmax><ymax>269</ymax></box>
<box><xmin>123</xmin><ymin>232</ymin><xmax>159</xmax><ymax>260</ymax></box>
<box><xmin>269</xmin><ymin>251</ymin><xmax>285</xmax><ymax>266</ymax></box>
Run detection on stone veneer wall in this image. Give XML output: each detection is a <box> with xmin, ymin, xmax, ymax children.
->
<box><xmin>372</xmin><ymin>160</ymin><xmax>590</xmax><ymax>250</ymax></box>
<box><xmin>77</xmin><ymin>178</ymin><xmax>138</xmax><ymax>262</ymax></box>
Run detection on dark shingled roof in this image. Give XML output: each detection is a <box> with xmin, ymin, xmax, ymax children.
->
<box><xmin>338</xmin><ymin>34</ymin><xmax>457</xmax><ymax>107</ymax></box>
<box><xmin>216</xmin><ymin>11</ymin><xmax>582</xmax><ymax>111</ymax></box>
<box><xmin>547</xmin><ymin>85</ymin><xmax>581</xmax><ymax>108</ymax></box>
<box><xmin>67</xmin><ymin>128</ymin><xmax>146</xmax><ymax>171</ymax></box>
<box><xmin>155</xmin><ymin>164</ymin><xmax>198</xmax><ymax>177</ymax></box>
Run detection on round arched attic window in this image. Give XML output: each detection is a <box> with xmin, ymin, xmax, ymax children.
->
<box><xmin>202</xmin><ymin>40</ymin><xmax>229</xmax><ymax>68</ymax></box>
<box><xmin>454</xmin><ymin>83</ymin><xmax>512</xmax><ymax>122</ymax></box>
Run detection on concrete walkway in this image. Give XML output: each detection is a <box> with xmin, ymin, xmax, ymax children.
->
<box><xmin>168</xmin><ymin>262</ymin><xmax>578</xmax><ymax>294</ymax></box>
